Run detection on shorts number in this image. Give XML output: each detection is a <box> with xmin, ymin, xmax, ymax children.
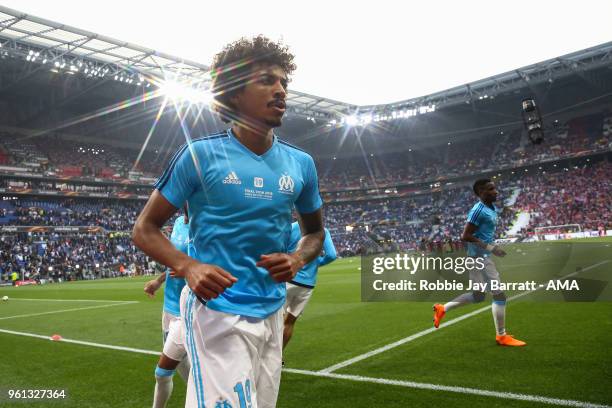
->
<box><xmin>233</xmin><ymin>379</ymin><xmax>252</xmax><ymax>408</ymax></box>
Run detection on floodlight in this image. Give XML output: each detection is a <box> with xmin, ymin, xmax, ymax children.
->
<box><xmin>160</xmin><ymin>80</ymin><xmax>213</xmax><ymax>104</ymax></box>
<box><xmin>345</xmin><ymin>115</ymin><xmax>358</xmax><ymax>126</ymax></box>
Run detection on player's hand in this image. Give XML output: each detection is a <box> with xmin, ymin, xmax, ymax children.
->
<box><xmin>183</xmin><ymin>261</ymin><xmax>238</xmax><ymax>300</ymax></box>
<box><xmin>492</xmin><ymin>247</ymin><xmax>507</xmax><ymax>257</ymax></box>
<box><xmin>144</xmin><ymin>279</ymin><xmax>162</xmax><ymax>298</ymax></box>
<box><xmin>257</xmin><ymin>253</ymin><xmax>305</xmax><ymax>283</ymax></box>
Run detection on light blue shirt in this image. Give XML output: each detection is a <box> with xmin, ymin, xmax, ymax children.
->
<box><xmin>288</xmin><ymin>222</ymin><xmax>337</xmax><ymax>288</ymax></box>
<box><xmin>466</xmin><ymin>201</ymin><xmax>498</xmax><ymax>257</ymax></box>
<box><xmin>163</xmin><ymin>215</ymin><xmax>189</xmax><ymax>316</ymax></box>
<box><xmin>155</xmin><ymin>129</ymin><xmax>322</xmax><ymax>318</ymax></box>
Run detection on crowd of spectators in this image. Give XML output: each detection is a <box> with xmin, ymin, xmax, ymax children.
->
<box><xmin>0</xmin><ymin>159</ymin><xmax>609</xmax><ymax>278</ymax></box>
<box><xmin>1</xmin><ymin>199</ymin><xmax>142</xmax><ymax>231</ymax></box>
<box><xmin>325</xmin><ymin>184</ymin><xmax>518</xmax><ymax>255</ymax></box>
<box><xmin>316</xmin><ymin>113</ymin><xmax>611</xmax><ymax>190</ymax></box>
<box><xmin>0</xmin><ymin>232</ymin><xmax>154</xmax><ymax>283</ymax></box>
<box><xmin>0</xmin><ymin>178</ymin><xmax>151</xmax><ymax>196</ymax></box>
<box><xmin>1</xmin><ymin>112</ymin><xmax>610</xmax><ymax>191</ymax></box>
<box><xmin>0</xmin><ymin>132</ymin><xmax>165</xmax><ymax>181</ymax></box>
<box><xmin>0</xmin><ymin>110</ymin><xmax>610</xmax><ymax>280</ymax></box>
<box><xmin>513</xmin><ymin>161</ymin><xmax>611</xmax><ymax>234</ymax></box>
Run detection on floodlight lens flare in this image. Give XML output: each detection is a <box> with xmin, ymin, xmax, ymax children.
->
<box><xmin>159</xmin><ymin>80</ymin><xmax>213</xmax><ymax>104</ymax></box>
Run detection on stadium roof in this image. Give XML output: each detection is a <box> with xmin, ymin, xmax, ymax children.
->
<box><xmin>1</xmin><ymin>4</ymin><xmax>611</xmax><ymax>123</ymax></box>
<box><xmin>0</xmin><ymin>5</ymin><xmax>351</xmax><ymax>121</ymax></box>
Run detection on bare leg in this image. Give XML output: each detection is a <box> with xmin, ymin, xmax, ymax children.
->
<box><xmin>283</xmin><ymin>313</ymin><xmax>298</xmax><ymax>350</ymax></box>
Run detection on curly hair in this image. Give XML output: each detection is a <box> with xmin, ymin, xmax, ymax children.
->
<box><xmin>210</xmin><ymin>35</ymin><xmax>296</xmax><ymax>122</ymax></box>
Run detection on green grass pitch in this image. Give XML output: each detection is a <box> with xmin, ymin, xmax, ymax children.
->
<box><xmin>0</xmin><ymin>238</ymin><xmax>611</xmax><ymax>407</ymax></box>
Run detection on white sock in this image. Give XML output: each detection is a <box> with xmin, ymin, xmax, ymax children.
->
<box><xmin>444</xmin><ymin>292</ymin><xmax>474</xmax><ymax>312</ymax></box>
<box><xmin>492</xmin><ymin>301</ymin><xmax>506</xmax><ymax>336</ymax></box>
<box><xmin>153</xmin><ymin>366</ymin><xmax>174</xmax><ymax>408</ymax></box>
<box><xmin>176</xmin><ymin>359</ymin><xmax>190</xmax><ymax>382</ymax></box>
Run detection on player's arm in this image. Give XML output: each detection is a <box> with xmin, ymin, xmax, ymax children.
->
<box><xmin>294</xmin><ymin>209</ymin><xmax>325</xmax><ymax>265</ymax></box>
<box><xmin>257</xmin><ymin>209</ymin><xmax>324</xmax><ymax>282</ymax></box>
<box><xmin>143</xmin><ymin>272</ymin><xmax>166</xmax><ymax>298</ymax></box>
<box><xmin>317</xmin><ymin>229</ymin><xmax>337</xmax><ymax>266</ymax></box>
<box><xmin>133</xmin><ymin>191</ymin><xmax>192</xmax><ymax>274</ymax></box>
<box><xmin>133</xmin><ymin>191</ymin><xmax>237</xmax><ymax>299</ymax></box>
<box><xmin>461</xmin><ymin>222</ymin><xmax>506</xmax><ymax>257</ymax></box>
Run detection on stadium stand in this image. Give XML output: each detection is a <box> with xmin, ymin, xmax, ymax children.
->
<box><xmin>0</xmin><ymin>26</ymin><xmax>610</xmax><ymax>283</ymax></box>
<box><xmin>0</xmin><ymin>111</ymin><xmax>609</xmax><ymax>190</ymax></box>
<box><xmin>0</xmin><ymin>157</ymin><xmax>608</xmax><ymax>278</ymax></box>
<box><xmin>316</xmin><ymin>112</ymin><xmax>610</xmax><ymax>190</ymax></box>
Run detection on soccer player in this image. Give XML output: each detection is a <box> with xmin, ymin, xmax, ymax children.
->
<box><xmin>432</xmin><ymin>179</ymin><xmax>526</xmax><ymax>346</ymax></box>
<box><xmin>283</xmin><ymin>221</ymin><xmax>337</xmax><ymax>351</ymax></box>
<box><xmin>143</xmin><ymin>207</ymin><xmax>190</xmax><ymax>408</ymax></box>
<box><xmin>132</xmin><ymin>36</ymin><xmax>324</xmax><ymax>408</ymax></box>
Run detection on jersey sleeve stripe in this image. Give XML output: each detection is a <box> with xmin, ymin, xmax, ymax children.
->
<box><xmin>153</xmin><ymin>132</ymin><xmax>230</xmax><ymax>191</ymax></box>
<box><xmin>469</xmin><ymin>203</ymin><xmax>484</xmax><ymax>223</ymax></box>
<box><xmin>153</xmin><ymin>144</ymin><xmax>190</xmax><ymax>191</ymax></box>
<box><xmin>469</xmin><ymin>207</ymin><xmax>482</xmax><ymax>223</ymax></box>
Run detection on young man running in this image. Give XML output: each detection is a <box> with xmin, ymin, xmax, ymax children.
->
<box><xmin>433</xmin><ymin>179</ymin><xmax>526</xmax><ymax>346</ymax></box>
<box><xmin>133</xmin><ymin>36</ymin><xmax>324</xmax><ymax>407</ymax></box>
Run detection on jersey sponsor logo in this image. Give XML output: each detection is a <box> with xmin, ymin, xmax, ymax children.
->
<box><xmin>254</xmin><ymin>177</ymin><xmax>264</xmax><ymax>188</ymax></box>
<box><xmin>278</xmin><ymin>173</ymin><xmax>294</xmax><ymax>194</ymax></box>
<box><xmin>214</xmin><ymin>400</ymin><xmax>232</xmax><ymax>408</ymax></box>
<box><xmin>223</xmin><ymin>171</ymin><xmax>242</xmax><ymax>185</ymax></box>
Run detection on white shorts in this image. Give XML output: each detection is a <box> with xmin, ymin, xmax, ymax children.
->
<box><xmin>164</xmin><ymin>316</ymin><xmax>188</xmax><ymax>362</ymax></box>
<box><xmin>469</xmin><ymin>257</ymin><xmax>503</xmax><ymax>295</ymax></box>
<box><xmin>180</xmin><ymin>287</ymin><xmax>283</xmax><ymax>408</ymax></box>
<box><xmin>162</xmin><ymin>311</ymin><xmax>180</xmax><ymax>341</ymax></box>
<box><xmin>284</xmin><ymin>282</ymin><xmax>313</xmax><ymax>318</ymax></box>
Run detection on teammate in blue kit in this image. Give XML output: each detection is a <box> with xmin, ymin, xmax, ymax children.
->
<box><xmin>133</xmin><ymin>36</ymin><xmax>324</xmax><ymax>408</ymax></box>
<box><xmin>433</xmin><ymin>179</ymin><xmax>526</xmax><ymax>346</ymax></box>
<box><xmin>283</xmin><ymin>221</ymin><xmax>337</xmax><ymax>350</ymax></box>
<box><xmin>143</xmin><ymin>207</ymin><xmax>190</xmax><ymax>407</ymax></box>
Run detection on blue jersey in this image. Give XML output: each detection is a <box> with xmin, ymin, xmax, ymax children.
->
<box><xmin>466</xmin><ymin>201</ymin><xmax>498</xmax><ymax>257</ymax></box>
<box><xmin>163</xmin><ymin>216</ymin><xmax>189</xmax><ymax>316</ymax></box>
<box><xmin>155</xmin><ymin>129</ymin><xmax>322</xmax><ymax>318</ymax></box>
<box><xmin>288</xmin><ymin>223</ymin><xmax>337</xmax><ymax>288</ymax></box>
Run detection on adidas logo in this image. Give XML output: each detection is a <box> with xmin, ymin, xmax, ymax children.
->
<box><xmin>222</xmin><ymin>171</ymin><xmax>242</xmax><ymax>185</ymax></box>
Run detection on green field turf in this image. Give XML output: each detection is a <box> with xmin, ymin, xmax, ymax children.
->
<box><xmin>0</xmin><ymin>237</ymin><xmax>611</xmax><ymax>407</ymax></box>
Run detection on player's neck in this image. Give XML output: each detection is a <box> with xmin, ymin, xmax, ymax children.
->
<box><xmin>480</xmin><ymin>198</ymin><xmax>494</xmax><ymax>208</ymax></box>
<box><xmin>231</xmin><ymin>124</ymin><xmax>274</xmax><ymax>156</ymax></box>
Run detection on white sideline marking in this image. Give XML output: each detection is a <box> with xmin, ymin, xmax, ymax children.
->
<box><xmin>5</xmin><ymin>298</ymin><xmax>139</xmax><ymax>303</ymax></box>
<box><xmin>320</xmin><ymin>260</ymin><xmax>610</xmax><ymax>373</ymax></box>
<box><xmin>0</xmin><ymin>301</ymin><xmax>138</xmax><ymax>320</ymax></box>
<box><xmin>283</xmin><ymin>368</ymin><xmax>612</xmax><ymax>408</ymax></box>
<box><xmin>0</xmin><ymin>329</ymin><xmax>609</xmax><ymax>407</ymax></box>
<box><xmin>0</xmin><ymin>328</ymin><xmax>159</xmax><ymax>355</ymax></box>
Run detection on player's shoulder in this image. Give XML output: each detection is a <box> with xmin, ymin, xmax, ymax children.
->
<box><xmin>161</xmin><ymin>131</ymin><xmax>228</xmax><ymax>172</ymax></box>
<box><xmin>469</xmin><ymin>201</ymin><xmax>485</xmax><ymax>213</ymax></box>
<box><xmin>277</xmin><ymin>138</ymin><xmax>315</xmax><ymax>163</ymax></box>
<box><xmin>188</xmin><ymin>130</ymin><xmax>231</xmax><ymax>149</ymax></box>
<box><xmin>172</xmin><ymin>130</ymin><xmax>230</xmax><ymax>156</ymax></box>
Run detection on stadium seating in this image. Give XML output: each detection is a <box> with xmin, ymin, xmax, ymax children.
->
<box><xmin>0</xmin><ymin>111</ymin><xmax>610</xmax><ymax>281</ymax></box>
<box><xmin>0</xmin><ymin>111</ymin><xmax>609</xmax><ymax>189</ymax></box>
